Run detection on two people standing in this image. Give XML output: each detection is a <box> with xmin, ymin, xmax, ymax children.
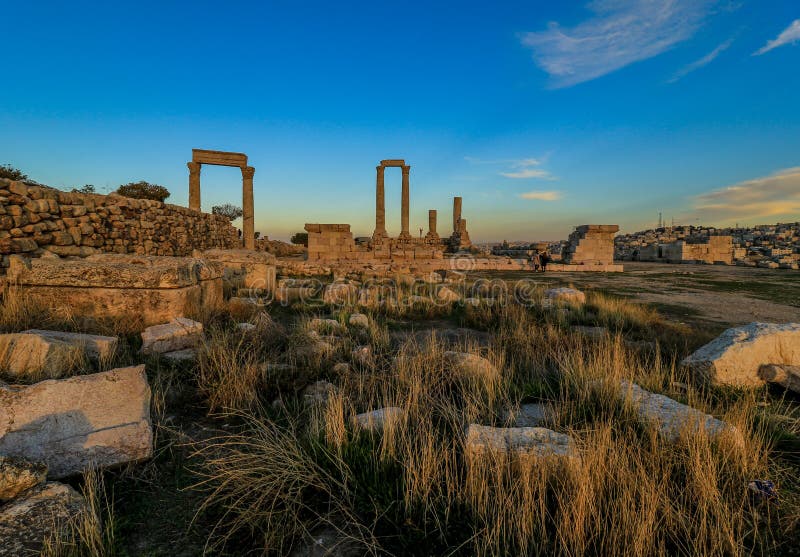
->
<box><xmin>531</xmin><ymin>250</ymin><xmax>549</xmax><ymax>272</ymax></box>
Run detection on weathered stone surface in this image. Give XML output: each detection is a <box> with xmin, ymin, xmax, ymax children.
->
<box><xmin>0</xmin><ymin>332</ymin><xmax>84</xmax><ymax>381</ymax></box>
<box><xmin>0</xmin><ymin>481</ymin><xmax>86</xmax><ymax>556</ymax></box>
<box><xmin>681</xmin><ymin>322</ymin><xmax>800</xmax><ymax>386</ymax></box>
<box><xmin>0</xmin><ymin>365</ymin><xmax>153</xmax><ymax>478</ymax></box>
<box><xmin>436</xmin><ymin>286</ymin><xmax>461</xmax><ymax>302</ymax></box>
<box><xmin>619</xmin><ymin>381</ymin><xmax>740</xmax><ymax>443</ymax></box>
<box><xmin>348</xmin><ymin>313</ymin><xmax>369</xmax><ymax>328</ymax></box>
<box><xmin>544</xmin><ymin>287</ymin><xmax>586</xmax><ymax>305</ymax></box>
<box><xmin>353</xmin><ymin>407</ymin><xmax>406</xmax><ymax>432</ymax></box>
<box><xmin>275</xmin><ymin>286</ymin><xmax>317</xmax><ymax>304</ymax></box>
<box><xmin>323</xmin><ymin>282</ymin><xmax>358</xmax><ymax>305</ymax></box>
<box><xmin>465</xmin><ymin>424</ymin><xmax>576</xmax><ymax>459</ymax></box>
<box><xmin>22</xmin><ymin>329</ymin><xmax>118</xmax><ymax>363</ymax></box>
<box><xmin>308</xmin><ymin>318</ymin><xmax>344</xmax><ymax>334</ymax></box>
<box><xmin>506</xmin><ymin>403</ymin><xmax>553</xmax><ymax>428</ymax></box>
<box><xmin>160</xmin><ymin>348</ymin><xmax>197</xmax><ymax>363</ymax></box>
<box><xmin>443</xmin><ymin>351</ymin><xmax>499</xmax><ymax>382</ymax></box>
<box><xmin>303</xmin><ymin>381</ymin><xmax>336</xmax><ymax>406</ymax></box>
<box><xmin>141</xmin><ymin>317</ymin><xmax>203</xmax><ymax>355</ymax></box>
<box><xmin>759</xmin><ymin>364</ymin><xmax>800</xmax><ymax>393</ymax></box>
<box><xmin>0</xmin><ymin>456</ymin><xmax>47</xmax><ymax>502</ymax></box>
<box><xmin>201</xmin><ymin>249</ymin><xmax>276</xmax><ymax>292</ymax></box>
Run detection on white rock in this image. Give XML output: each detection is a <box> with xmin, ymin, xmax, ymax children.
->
<box><xmin>544</xmin><ymin>287</ymin><xmax>586</xmax><ymax>305</ymax></box>
<box><xmin>0</xmin><ymin>365</ymin><xmax>153</xmax><ymax>478</ymax></box>
<box><xmin>0</xmin><ymin>482</ymin><xmax>86</xmax><ymax>557</ymax></box>
<box><xmin>465</xmin><ymin>424</ymin><xmax>577</xmax><ymax>459</ymax></box>
<box><xmin>619</xmin><ymin>381</ymin><xmax>740</xmax><ymax>443</ymax></box>
<box><xmin>759</xmin><ymin>364</ymin><xmax>800</xmax><ymax>393</ymax></box>
<box><xmin>353</xmin><ymin>407</ymin><xmax>406</xmax><ymax>432</ymax></box>
<box><xmin>506</xmin><ymin>403</ymin><xmax>553</xmax><ymax>427</ymax></box>
<box><xmin>681</xmin><ymin>322</ymin><xmax>800</xmax><ymax>386</ymax></box>
<box><xmin>348</xmin><ymin>313</ymin><xmax>369</xmax><ymax>328</ymax></box>
<box><xmin>444</xmin><ymin>351</ymin><xmax>499</xmax><ymax>382</ymax></box>
<box><xmin>237</xmin><ymin>322</ymin><xmax>257</xmax><ymax>332</ymax></box>
<box><xmin>141</xmin><ymin>317</ymin><xmax>203</xmax><ymax>355</ymax></box>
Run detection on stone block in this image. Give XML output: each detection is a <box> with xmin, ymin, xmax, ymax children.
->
<box><xmin>0</xmin><ymin>365</ymin><xmax>153</xmax><ymax>478</ymax></box>
<box><xmin>141</xmin><ymin>317</ymin><xmax>203</xmax><ymax>355</ymax></box>
<box><xmin>0</xmin><ymin>332</ymin><xmax>85</xmax><ymax>381</ymax></box>
<box><xmin>465</xmin><ymin>425</ymin><xmax>577</xmax><ymax>460</ymax></box>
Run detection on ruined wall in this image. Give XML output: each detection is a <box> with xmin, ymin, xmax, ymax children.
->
<box><xmin>562</xmin><ymin>225</ymin><xmax>618</xmax><ymax>266</ymax></box>
<box><xmin>305</xmin><ymin>223</ymin><xmax>444</xmax><ymax>261</ymax></box>
<box><xmin>637</xmin><ymin>236</ymin><xmax>734</xmax><ymax>264</ymax></box>
<box><xmin>0</xmin><ymin>179</ymin><xmax>240</xmax><ymax>269</ymax></box>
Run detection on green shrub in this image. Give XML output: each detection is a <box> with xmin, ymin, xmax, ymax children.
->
<box><xmin>115</xmin><ymin>181</ymin><xmax>170</xmax><ymax>202</ymax></box>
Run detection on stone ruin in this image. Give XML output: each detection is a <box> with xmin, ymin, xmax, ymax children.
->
<box><xmin>637</xmin><ymin>235</ymin><xmax>734</xmax><ymax>265</ymax></box>
<box><xmin>562</xmin><ymin>225</ymin><xmax>619</xmax><ymax>266</ymax></box>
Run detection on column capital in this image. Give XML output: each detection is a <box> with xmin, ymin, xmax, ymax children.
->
<box><xmin>241</xmin><ymin>166</ymin><xmax>255</xmax><ymax>179</ymax></box>
<box><xmin>401</xmin><ymin>165</ymin><xmax>410</xmax><ymax>174</ymax></box>
<box><xmin>187</xmin><ymin>162</ymin><xmax>201</xmax><ymax>173</ymax></box>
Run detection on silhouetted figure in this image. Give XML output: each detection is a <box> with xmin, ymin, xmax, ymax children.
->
<box><xmin>540</xmin><ymin>252</ymin><xmax>550</xmax><ymax>272</ymax></box>
<box><xmin>531</xmin><ymin>251</ymin><xmax>541</xmax><ymax>272</ymax></box>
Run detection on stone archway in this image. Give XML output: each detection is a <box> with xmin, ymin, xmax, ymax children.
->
<box><xmin>373</xmin><ymin>159</ymin><xmax>410</xmax><ymax>241</ymax></box>
<box><xmin>187</xmin><ymin>149</ymin><xmax>255</xmax><ymax>249</ymax></box>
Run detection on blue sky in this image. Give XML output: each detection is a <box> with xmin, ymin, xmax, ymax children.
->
<box><xmin>2</xmin><ymin>0</ymin><xmax>799</xmax><ymax>241</ymax></box>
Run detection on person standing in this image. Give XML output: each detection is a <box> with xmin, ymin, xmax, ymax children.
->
<box><xmin>531</xmin><ymin>251</ymin><xmax>541</xmax><ymax>272</ymax></box>
<box><xmin>540</xmin><ymin>251</ymin><xmax>550</xmax><ymax>272</ymax></box>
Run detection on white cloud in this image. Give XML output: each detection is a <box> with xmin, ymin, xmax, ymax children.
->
<box><xmin>502</xmin><ymin>168</ymin><xmax>554</xmax><ymax>179</ymax></box>
<box><xmin>519</xmin><ymin>190</ymin><xmax>562</xmax><ymax>201</ymax></box>
<box><xmin>668</xmin><ymin>37</ymin><xmax>733</xmax><ymax>82</ymax></box>
<box><xmin>521</xmin><ymin>0</ymin><xmax>717</xmax><ymax>88</ymax></box>
<box><xmin>466</xmin><ymin>155</ymin><xmax>556</xmax><ymax>180</ymax></box>
<box><xmin>691</xmin><ymin>167</ymin><xmax>800</xmax><ymax>222</ymax></box>
<box><xmin>753</xmin><ymin>19</ymin><xmax>800</xmax><ymax>56</ymax></box>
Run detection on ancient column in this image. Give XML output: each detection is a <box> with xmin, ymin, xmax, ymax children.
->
<box><xmin>400</xmin><ymin>165</ymin><xmax>411</xmax><ymax>238</ymax></box>
<box><xmin>374</xmin><ymin>165</ymin><xmax>386</xmax><ymax>239</ymax></box>
<box><xmin>188</xmin><ymin>162</ymin><xmax>201</xmax><ymax>211</ymax></box>
<box><xmin>242</xmin><ymin>166</ymin><xmax>255</xmax><ymax>250</ymax></box>
<box><xmin>428</xmin><ymin>209</ymin><xmax>437</xmax><ymax>235</ymax></box>
<box><xmin>453</xmin><ymin>196</ymin><xmax>462</xmax><ymax>233</ymax></box>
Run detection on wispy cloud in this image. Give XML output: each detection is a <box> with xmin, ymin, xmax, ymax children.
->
<box><xmin>753</xmin><ymin>19</ymin><xmax>800</xmax><ymax>56</ymax></box>
<box><xmin>519</xmin><ymin>190</ymin><xmax>562</xmax><ymax>201</ymax></box>
<box><xmin>691</xmin><ymin>167</ymin><xmax>800</xmax><ymax>222</ymax></box>
<box><xmin>668</xmin><ymin>37</ymin><xmax>733</xmax><ymax>82</ymax></box>
<box><xmin>521</xmin><ymin>0</ymin><xmax>718</xmax><ymax>88</ymax></box>
<box><xmin>466</xmin><ymin>155</ymin><xmax>556</xmax><ymax>180</ymax></box>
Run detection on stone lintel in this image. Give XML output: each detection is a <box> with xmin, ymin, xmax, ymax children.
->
<box><xmin>192</xmin><ymin>149</ymin><xmax>248</xmax><ymax>168</ymax></box>
<box><xmin>379</xmin><ymin>159</ymin><xmax>406</xmax><ymax>167</ymax></box>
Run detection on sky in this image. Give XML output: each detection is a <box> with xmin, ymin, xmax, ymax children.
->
<box><xmin>1</xmin><ymin>0</ymin><xmax>799</xmax><ymax>242</ymax></box>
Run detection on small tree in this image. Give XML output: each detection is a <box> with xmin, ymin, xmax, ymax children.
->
<box><xmin>72</xmin><ymin>184</ymin><xmax>96</xmax><ymax>194</ymax></box>
<box><xmin>0</xmin><ymin>164</ymin><xmax>28</xmax><ymax>181</ymax></box>
<box><xmin>212</xmin><ymin>204</ymin><xmax>243</xmax><ymax>221</ymax></box>
<box><xmin>290</xmin><ymin>232</ymin><xmax>308</xmax><ymax>247</ymax></box>
<box><xmin>115</xmin><ymin>181</ymin><xmax>170</xmax><ymax>202</ymax></box>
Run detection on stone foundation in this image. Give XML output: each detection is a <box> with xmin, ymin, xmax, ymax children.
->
<box><xmin>200</xmin><ymin>248</ymin><xmax>276</xmax><ymax>292</ymax></box>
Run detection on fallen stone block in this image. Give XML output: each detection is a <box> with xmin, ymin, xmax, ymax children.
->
<box><xmin>323</xmin><ymin>283</ymin><xmax>358</xmax><ymax>305</ymax></box>
<box><xmin>465</xmin><ymin>424</ymin><xmax>577</xmax><ymax>460</ymax></box>
<box><xmin>0</xmin><ymin>365</ymin><xmax>153</xmax><ymax>478</ymax></box>
<box><xmin>619</xmin><ymin>381</ymin><xmax>740</xmax><ymax>443</ymax></box>
<box><xmin>141</xmin><ymin>317</ymin><xmax>203</xmax><ymax>355</ymax></box>
<box><xmin>505</xmin><ymin>403</ymin><xmax>554</xmax><ymax>428</ymax></box>
<box><xmin>303</xmin><ymin>381</ymin><xmax>337</xmax><ymax>406</ymax></box>
<box><xmin>353</xmin><ymin>407</ymin><xmax>406</xmax><ymax>432</ymax></box>
<box><xmin>160</xmin><ymin>348</ymin><xmax>197</xmax><ymax>363</ymax></box>
<box><xmin>348</xmin><ymin>312</ymin><xmax>369</xmax><ymax>328</ymax></box>
<box><xmin>0</xmin><ymin>332</ymin><xmax>84</xmax><ymax>381</ymax></box>
<box><xmin>544</xmin><ymin>287</ymin><xmax>586</xmax><ymax>305</ymax></box>
<box><xmin>22</xmin><ymin>329</ymin><xmax>118</xmax><ymax>364</ymax></box>
<box><xmin>0</xmin><ymin>456</ymin><xmax>47</xmax><ymax>502</ymax></box>
<box><xmin>444</xmin><ymin>351</ymin><xmax>500</xmax><ymax>382</ymax></box>
<box><xmin>201</xmin><ymin>249</ymin><xmax>276</xmax><ymax>292</ymax></box>
<box><xmin>436</xmin><ymin>286</ymin><xmax>461</xmax><ymax>303</ymax></box>
<box><xmin>0</xmin><ymin>482</ymin><xmax>86</xmax><ymax>557</ymax></box>
<box><xmin>759</xmin><ymin>364</ymin><xmax>800</xmax><ymax>393</ymax></box>
<box><xmin>681</xmin><ymin>322</ymin><xmax>800</xmax><ymax>386</ymax></box>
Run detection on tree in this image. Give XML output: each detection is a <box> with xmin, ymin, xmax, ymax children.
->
<box><xmin>115</xmin><ymin>181</ymin><xmax>170</xmax><ymax>202</ymax></box>
<box><xmin>212</xmin><ymin>204</ymin><xmax>243</xmax><ymax>221</ymax></box>
<box><xmin>0</xmin><ymin>164</ymin><xmax>28</xmax><ymax>181</ymax></box>
<box><xmin>72</xmin><ymin>184</ymin><xmax>96</xmax><ymax>194</ymax></box>
<box><xmin>290</xmin><ymin>232</ymin><xmax>308</xmax><ymax>247</ymax></box>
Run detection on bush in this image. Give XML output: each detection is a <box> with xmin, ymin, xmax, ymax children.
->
<box><xmin>290</xmin><ymin>232</ymin><xmax>308</xmax><ymax>247</ymax></box>
<box><xmin>72</xmin><ymin>184</ymin><xmax>96</xmax><ymax>194</ymax></box>
<box><xmin>115</xmin><ymin>181</ymin><xmax>170</xmax><ymax>202</ymax></box>
<box><xmin>0</xmin><ymin>164</ymin><xmax>28</xmax><ymax>181</ymax></box>
<box><xmin>212</xmin><ymin>204</ymin><xmax>243</xmax><ymax>221</ymax></box>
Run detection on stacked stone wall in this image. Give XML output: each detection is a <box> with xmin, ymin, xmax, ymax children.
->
<box><xmin>0</xmin><ymin>178</ymin><xmax>240</xmax><ymax>269</ymax></box>
<box><xmin>562</xmin><ymin>225</ymin><xmax>618</xmax><ymax>265</ymax></box>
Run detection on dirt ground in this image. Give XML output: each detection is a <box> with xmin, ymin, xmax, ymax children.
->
<box><xmin>475</xmin><ymin>262</ymin><xmax>800</xmax><ymax>332</ymax></box>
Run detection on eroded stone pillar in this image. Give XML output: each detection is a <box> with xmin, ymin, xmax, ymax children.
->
<box><xmin>188</xmin><ymin>162</ymin><xmax>201</xmax><ymax>211</ymax></box>
<box><xmin>242</xmin><ymin>166</ymin><xmax>255</xmax><ymax>250</ymax></box>
<box><xmin>400</xmin><ymin>165</ymin><xmax>410</xmax><ymax>238</ymax></box>
<box><xmin>428</xmin><ymin>210</ymin><xmax>437</xmax><ymax>235</ymax></box>
<box><xmin>374</xmin><ymin>165</ymin><xmax>386</xmax><ymax>239</ymax></box>
<box><xmin>453</xmin><ymin>196</ymin><xmax>462</xmax><ymax>233</ymax></box>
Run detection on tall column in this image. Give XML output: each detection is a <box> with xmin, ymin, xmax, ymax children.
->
<box><xmin>453</xmin><ymin>196</ymin><xmax>462</xmax><ymax>232</ymax></box>
<box><xmin>188</xmin><ymin>162</ymin><xmax>201</xmax><ymax>211</ymax></box>
<box><xmin>400</xmin><ymin>165</ymin><xmax>411</xmax><ymax>238</ymax></box>
<box><xmin>374</xmin><ymin>165</ymin><xmax>386</xmax><ymax>239</ymax></box>
<box><xmin>242</xmin><ymin>166</ymin><xmax>255</xmax><ymax>250</ymax></box>
<box><xmin>428</xmin><ymin>209</ymin><xmax>437</xmax><ymax>235</ymax></box>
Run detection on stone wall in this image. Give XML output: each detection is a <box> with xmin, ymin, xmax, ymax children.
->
<box><xmin>0</xmin><ymin>179</ymin><xmax>240</xmax><ymax>269</ymax></box>
<box><xmin>638</xmin><ymin>236</ymin><xmax>734</xmax><ymax>264</ymax></box>
<box><xmin>562</xmin><ymin>225</ymin><xmax>618</xmax><ymax>266</ymax></box>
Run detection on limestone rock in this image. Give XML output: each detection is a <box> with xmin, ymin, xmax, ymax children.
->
<box><xmin>506</xmin><ymin>403</ymin><xmax>553</xmax><ymax>428</ymax></box>
<box><xmin>444</xmin><ymin>351</ymin><xmax>499</xmax><ymax>382</ymax></box>
<box><xmin>348</xmin><ymin>313</ymin><xmax>369</xmax><ymax>328</ymax></box>
<box><xmin>0</xmin><ymin>332</ymin><xmax>84</xmax><ymax>381</ymax></box>
<box><xmin>353</xmin><ymin>407</ymin><xmax>406</xmax><ymax>432</ymax></box>
<box><xmin>759</xmin><ymin>364</ymin><xmax>800</xmax><ymax>393</ymax></box>
<box><xmin>303</xmin><ymin>381</ymin><xmax>336</xmax><ymax>406</ymax></box>
<box><xmin>0</xmin><ymin>481</ymin><xmax>86</xmax><ymax>557</ymax></box>
<box><xmin>351</xmin><ymin>345</ymin><xmax>373</xmax><ymax>365</ymax></box>
<box><xmin>619</xmin><ymin>381</ymin><xmax>740</xmax><ymax>443</ymax></box>
<box><xmin>141</xmin><ymin>317</ymin><xmax>203</xmax><ymax>355</ymax></box>
<box><xmin>0</xmin><ymin>365</ymin><xmax>153</xmax><ymax>478</ymax></box>
<box><xmin>160</xmin><ymin>348</ymin><xmax>197</xmax><ymax>363</ymax></box>
<box><xmin>323</xmin><ymin>282</ymin><xmax>358</xmax><ymax>305</ymax></box>
<box><xmin>332</xmin><ymin>362</ymin><xmax>351</xmax><ymax>375</ymax></box>
<box><xmin>436</xmin><ymin>286</ymin><xmax>461</xmax><ymax>303</ymax></box>
<box><xmin>308</xmin><ymin>318</ymin><xmax>344</xmax><ymax>334</ymax></box>
<box><xmin>465</xmin><ymin>424</ymin><xmax>576</xmax><ymax>459</ymax></box>
<box><xmin>22</xmin><ymin>329</ymin><xmax>118</xmax><ymax>364</ymax></box>
<box><xmin>681</xmin><ymin>322</ymin><xmax>800</xmax><ymax>386</ymax></box>
<box><xmin>0</xmin><ymin>456</ymin><xmax>47</xmax><ymax>502</ymax></box>
<box><xmin>544</xmin><ymin>287</ymin><xmax>586</xmax><ymax>305</ymax></box>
